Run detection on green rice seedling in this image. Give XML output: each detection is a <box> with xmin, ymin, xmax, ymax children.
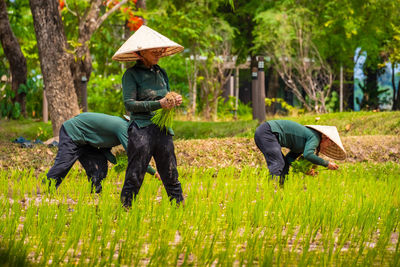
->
<box><xmin>291</xmin><ymin>156</ymin><xmax>316</xmax><ymax>175</ymax></box>
<box><xmin>1</xmin><ymin>162</ymin><xmax>400</xmax><ymax>265</ymax></box>
<box><xmin>3</xmin><ymin>202</ymin><xmax>22</xmax><ymax>257</ymax></box>
<box><xmin>151</xmin><ymin>92</ymin><xmax>179</xmax><ymax>131</ymax></box>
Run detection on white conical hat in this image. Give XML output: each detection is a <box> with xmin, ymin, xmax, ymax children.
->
<box><xmin>305</xmin><ymin>125</ymin><xmax>347</xmax><ymax>160</ymax></box>
<box><xmin>112</xmin><ymin>25</ymin><xmax>184</xmax><ymax>62</ymax></box>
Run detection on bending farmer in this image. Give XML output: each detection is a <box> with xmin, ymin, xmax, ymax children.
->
<box><xmin>254</xmin><ymin>120</ymin><xmax>346</xmax><ymax>185</ymax></box>
<box><xmin>47</xmin><ymin>112</ymin><xmax>158</xmax><ymax>193</ymax></box>
<box><xmin>112</xmin><ymin>25</ymin><xmax>185</xmax><ymax>207</ymax></box>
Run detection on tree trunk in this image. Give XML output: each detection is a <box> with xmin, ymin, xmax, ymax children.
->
<box><xmin>70</xmin><ymin>0</ymin><xmax>128</xmax><ymax>110</ymax></box>
<box><xmin>186</xmin><ymin>52</ymin><xmax>198</xmax><ymax>118</ymax></box>
<box><xmin>30</xmin><ymin>0</ymin><xmax>79</xmax><ymax>136</ymax></box>
<box><xmin>257</xmin><ymin>57</ymin><xmax>266</xmax><ymax>122</ymax></box>
<box><xmin>344</xmin><ymin>65</ymin><xmax>353</xmax><ymax>111</ymax></box>
<box><xmin>394</xmin><ymin>79</ymin><xmax>400</xmax><ymax>110</ymax></box>
<box><xmin>70</xmin><ymin>0</ymin><xmax>102</xmax><ymax>110</ymax></box>
<box><xmin>211</xmin><ymin>94</ymin><xmax>218</xmax><ymax>121</ymax></box>
<box><xmin>0</xmin><ymin>0</ymin><xmax>27</xmax><ymax>116</ymax></box>
<box><xmin>266</xmin><ymin>67</ymin><xmax>279</xmax><ymax>115</ymax></box>
<box><xmin>392</xmin><ymin>62</ymin><xmax>400</xmax><ymax>110</ymax></box>
<box><xmin>71</xmin><ymin>44</ymin><xmax>92</xmax><ymax>110</ymax></box>
<box><xmin>363</xmin><ymin>67</ymin><xmax>379</xmax><ymax>110</ymax></box>
<box><xmin>71</xmin><ymin>12</ymin><xmax>97</xmax><ymax>110</ymax></box>
<box><xmin>202</xmin><ymin>85</ymin><xmax>211</xmax><ymax>121</ymax></box>
<box><xmin>251</xmin><ymin>56</ymin><xmax>258</xmax><ymax>120</ymax></box>
<box><xmin>136</xmin><ymin>0</ymin><xmax>146</xmax><ymax>9</ymax></box>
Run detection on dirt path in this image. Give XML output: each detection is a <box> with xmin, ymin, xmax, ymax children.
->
<box><xmin>1</xmin><ymin>136</ymin><xmax>399</xmax><ymax>171</ymax></box>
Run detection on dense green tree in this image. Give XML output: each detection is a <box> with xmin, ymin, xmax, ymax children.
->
<box><xmin>249</xmin><ymin>0</ymin><xmax>400</xmax><ymax>111</ymax></box>
<box><xmin>4</xmin><ymin>0</ymin><xmax>400</xmax><ymax>123</ymax></box>
<box><xmin>0</xmin><ymin>0</ymin><xmax>27</xmax><ymax>117</ymax></box>
<box><xmin>59</xmin><ymin>0</ymin><xmax>131</xmax><ymax>110</ymax></box>
<box><xmin>301</xmin><ymin>0</ymin><xmax>400</xmax><ymax>110</ymax></box>
<box><xmin>383</xmin><ymin>24</ymin><xmax>400</xmax><ymax>110</ymax></box>
<box><xmin>217</xmin><ymin>0</ymin><xmax>275</xmax><ymax>63</ymax></box>
<box><xmin>144</xmin><ymin>0</ymin><xmax>235</xmax><ymax>118</ymax></box>
<box><xmin>254</xmin><ymin>7</ymin><xmax>334</xmax><ymax>113</ymax></box>
<box><xmin>29</xmin><ymin>0</ymin><xmax>142</xmax><ymax>135</ymax></box>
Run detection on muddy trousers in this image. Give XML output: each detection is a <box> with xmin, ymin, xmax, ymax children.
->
<box><xmin>47</xmin><ymin>126</ymin><xmax>109</xmax><ymax>193</ymax></box>
<box><xmin>254</xmin><ymin>122</ymin><xmax>289</xmax><ymax>184</ymax></box>
<box><xmin>121</xmin><ymin>124</ymin><xmax>183</xmax><ymax>207</ymax></box>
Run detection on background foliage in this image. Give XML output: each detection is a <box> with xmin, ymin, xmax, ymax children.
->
<box><xmin>1</xmin><ymin>0</ymin><xmax>400</xmax><ymax>121</ymax></box>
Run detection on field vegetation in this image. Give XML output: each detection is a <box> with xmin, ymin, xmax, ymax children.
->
<box><xmin>0</xmin><ymin>111</ymin><xmax>399</xmax><ymax>265</ymax></box>
<box><xmin>1</xmin><ymin>163</ymin><xmax>399</xmax><ymax>266</ymax></box>
<box><xmin>1</xmin><ymin>111</ymin><xmax>399</xmax><ymax>141</ymax></box>
<box><xmin>2</xmin><ymin>0</ymin><xmax>400</xmax><ymax>264</ymax></box>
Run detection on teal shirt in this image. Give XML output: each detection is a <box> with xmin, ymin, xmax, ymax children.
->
<box><xmin>63</xmin><ymin>112</ymin><xmax>156</xmax><ymax>175</ymax></box>
<box><xmin>63</xmin><ymin>112</ymin><xmax>129</xmax><ymax>149</ymax></box>
<box><xmin>122</xmin><ymin>61</ymin><xmax>169</xmax><ymax>128</ymax></box>
<box><xmin>267</xmin><ymin>120</ymin><xmax>329</xmax><ymax>167</ymax></box>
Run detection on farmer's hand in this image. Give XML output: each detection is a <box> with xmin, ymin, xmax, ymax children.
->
<box><xmin>159</xmin><ymin>97</ymin><xmax>174</xmax><ymax>109</ymax></box>
<box><xmin>306</xmin><ymin>168</ymin><xmax>318</xmax><ymax>176</ymax></box>
<box><xmin>154</xmin><ymin>172</ymin><xmax>161</xmax><ymax>181</ymax></box>
<box><xmin>174</xmin><ymin>94</ymin><xmax>183</xmax><ymax>106</ymax></box>
<box><xmin>327</xmin><ymin>162</ymin><xmax>339</xmax><ymax>170</ymax></box>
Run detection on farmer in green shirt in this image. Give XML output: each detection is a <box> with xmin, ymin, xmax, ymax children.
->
<box><xmin>254</xmin><ymin>120</ymin><xmax>346</xmax><ymax>185</ymax></box>
<box><xmin>112</xmin><ymin>25</ymin><xmax>185</xmax><ymax>207</ymax></box>
<box><xmin>47</xmin><ymin>112</ymin><xmax>158</xmax><ymax>193</ymax></box>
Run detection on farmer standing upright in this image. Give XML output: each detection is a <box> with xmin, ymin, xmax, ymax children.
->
<box><xmin>112</xmin><ymin>25</ymin><xmax>184</xmax><ymax>207</ymax></box>
<box><xmin>254</xmin><ymin>120</ymin><xmax>346</xmax><ymax>185</ymax></box>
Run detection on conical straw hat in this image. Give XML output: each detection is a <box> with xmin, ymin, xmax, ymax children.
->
<box><xmin>112</xmin><ymin>25</ymin><xmax>184</xmax><ymax>62</ymax></box>
<box><xmin>305</xmin><ymin>125</ymin><xmax>347</xmax><ymax>160</ymax></box>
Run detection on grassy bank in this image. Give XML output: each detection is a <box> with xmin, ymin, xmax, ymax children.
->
<box><xmin>0</xmin><ymin>119</ymin><xmax>53</xmax><ymax>142</ymax></box>
<box><xmin>2</xmin><ymin>111</ymin><xmax>398</xmax><ymax>142</ymax></box>
<box><xmin>174</xmin><ymin>111</ymin><xmax>400</xmax><ymax>139</ymax></box>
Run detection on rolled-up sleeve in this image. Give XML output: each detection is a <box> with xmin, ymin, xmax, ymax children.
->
<box><xmin>122</xmin><ymin>71</ymin><xmax>161</xmax><ymax>113</ymax></box>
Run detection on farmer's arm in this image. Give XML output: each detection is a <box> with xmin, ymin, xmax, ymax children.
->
<box><xmin>303</xmin><ymin>139</ymin><xmax>329</xmax><ymax>167</ymax></box>
<box><xmin>122</xmin><ymin>70</ymin><xmax>162</xmax><ymax>113</ymax></box>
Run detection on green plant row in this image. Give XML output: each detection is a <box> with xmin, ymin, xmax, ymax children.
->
<box><xmin>0</xmin><ymin>163</ymin><xmax>399</xmax><ymax>265</ymax></box>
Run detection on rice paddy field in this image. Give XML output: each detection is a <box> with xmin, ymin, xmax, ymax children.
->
<box><xmin>1</xmin><ymin>162</ymin><xmax>399</xmax><ymax>266</ymax></box>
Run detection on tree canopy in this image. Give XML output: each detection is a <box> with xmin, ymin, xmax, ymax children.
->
<box><xmin>1</xmin><ymin>0</ymin><xmax>400</xmax><ymax>129</ymax></box>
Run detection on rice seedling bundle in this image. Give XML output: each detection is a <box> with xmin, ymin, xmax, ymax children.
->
<box><xmin>151</xmin><ymin>92</ymin><xmax>179</xmax><ymax>131</ymax></box>
<box><xmin>291</xmin><ymin>156</ymin><xmax>316</xmax><ymax>175</ymax></box>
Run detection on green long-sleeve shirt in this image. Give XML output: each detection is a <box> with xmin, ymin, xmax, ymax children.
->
<box><xmin>122</xmin><ymin>61</ymin><xmax>169</xmax><ymax>128</ymax></box>
<box><xmin>267</xmin><ymin>120</ymin><xmax>329</xmax><ymax>167</ymax></box>
<box><xmin>63</xmin><ymin>112</ymin><xmax>156</xmax><ymax>175</ymax></box>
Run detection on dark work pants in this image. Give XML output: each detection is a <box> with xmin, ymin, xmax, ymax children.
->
<box><xmin>254</xmin><ymin>122</ymin><xmax>289</xmax><ymax>182</ymax></box>
<box><xmin>47</xmin><ymin>126</ymin><xmax>108</xmax><ymax>192</ymax></box>
<box><xmin>121</xmin><ymin>123</ymin><xmax>183</xmax><ymax>207</ymax></box>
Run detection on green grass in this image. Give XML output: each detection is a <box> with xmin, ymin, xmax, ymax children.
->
<box><xmin>1</xmin><ymin>111</ymin><xmax>399</xmax><ymax>142</ymax></box>
<box><xmin>173</xmin><ymin>120</ymin><xmax>258</xmax><ymax>139</ymax></box>
<box><xmin>285</xmin><ymin>111</ymin><xmax>400</xmax><ymax>136</ymax></box>
<box><xmin>1</xmin><ymin>112</ymin><xmax>399</xmax><ymax>265</ymax></box>
<box><xmin>0</xmin><ymin>119</ymin><xmax>53</xmax><ymax>142</ymax></box>
<box><xmin>174</xmin><ymin>111</ymin><xmax>400</xmax><ymax>139</ymax></box>
<box><xmin>0</xmin><ymin>163</ymin><xmax>399</xmax><ymax>265</ymax></box>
